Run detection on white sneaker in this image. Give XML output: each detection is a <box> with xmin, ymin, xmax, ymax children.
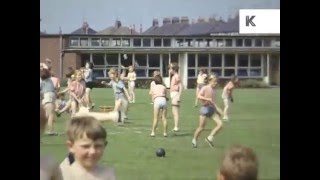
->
<box><xmin>192</xmin><ymin>139</ymin><xmax>197</xmax><ymax>148</ymax></box>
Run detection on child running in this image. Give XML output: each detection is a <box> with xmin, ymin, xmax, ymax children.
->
<box><xmin>192</xmin><ymin>74</ymin><xmax>224</xmax><ymax>148</ymax></box>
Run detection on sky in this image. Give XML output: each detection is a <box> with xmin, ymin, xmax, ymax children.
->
<box><xmin>40</xmin><ymin>0</ymin><xmax>280</xmax><ymax>34</ymax></box>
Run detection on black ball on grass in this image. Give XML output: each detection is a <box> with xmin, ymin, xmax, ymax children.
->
<box><xmin>156</xmin><ymin>148</ymin><xmax>166</xmax><ymax>157</ymax></box>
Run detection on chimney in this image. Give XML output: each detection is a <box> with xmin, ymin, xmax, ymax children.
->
<box><xmin>140</xmin><ymin>24</ymin><xmax>142</xmax><ymax>33</ymax></box>
<box><xmin>133</xmin><ymin>24</ymin><xmax>136</xmax><ymax>31</ymax></box>
<box><xmin>208</xmin><ymin>17</ymin><xmax>217</xmax><ymax>23</ymax></box>
<box><xmin>172</xmin><ymin>17</ymin><xmax>180</xmax><ymax>24</ymax></box>
<box><xmin>59</xmin><ymin>26</ymin><xmax>62</xmax><ymax>34</ymax></box>
<box><xmin>82</xmin><ymin>21</ymin><xmax>89</xmax><ymax>34</ymax></box>
<box><xmin>197</xmin><ymin>17</ymin><xmax>205</xmax><ymax>23</ymax></box>
<box><xmin>115</xmin><ymin>20</ymin><xmax>122</xmax><ymax>28</ymax></box>
<box><xmin>152</xmin><ymin>19</ymin><xmax>159</xmax><ymax>27</ymax></box>
<box><xmin>181</xmin><ymin>16</ymin><xmax>189</xmax><ymax>24</ymax></box>
<box><xmin>163</xmin><ymin>17</ymin><xmax>171</xmax><ymax>25</ymax></box>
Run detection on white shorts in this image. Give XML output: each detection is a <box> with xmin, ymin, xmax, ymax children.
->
<box><xmin>129</xmin><ymin>81</ymin><xmax>135</xmax><ymax>89</ymax></box>
<box><xmin>42</xmin><ymin>92</ymin><xmax>56</xmax><ymax>105</ymax></box>
<box><xmin>170</xmin><ymin>91</ymin><xmax>180</xmax><ymax>105</ymax></box>
<box><xmin>154</xmin><ymin>97</ymin><xmax>167</xmax><ymax>109</ymax></box>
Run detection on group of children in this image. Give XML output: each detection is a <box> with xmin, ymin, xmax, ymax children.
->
<box><xmin>40</xmin><ymin>59</ymin><xmax>259</xmax><ymax>180</ymax></box>
<box><xmin>41</xmin><ymin>104</ymin><xmax>258</xmax><ymax>180</ymax></box>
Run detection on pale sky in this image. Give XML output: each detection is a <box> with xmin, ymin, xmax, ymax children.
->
<box><xmin>40</xmin><ymin>0</ymin><xmax>279</xmax><ymax>34</ymax></box>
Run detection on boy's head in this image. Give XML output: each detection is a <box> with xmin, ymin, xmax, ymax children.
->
<box><xmin>66</xmin><ymin>116</ymin><xmax>107</xmax><ymax>170</ymax></box>
<box><xmin>153</xmin><ymin>75</ymin><xmax>163</xmax><ymax>85</ymax></box>
<box><xmin>169</xmin><ymin>62</ymin><xmax>179</xmax><ymax>74</ymax></box>
<box><xmin>57</xmin><ymin>93</ymin><xmax>65</xmax><ymax>100</ymax></box>
<box><xmin>40</xmin><ymin>105</ymin><xmax>47</xmax><ymax>135</ymax></box>
<box><xmin>153</xmin><ymin>70</ymin><xmax>160</xmax><ymax>77</ymax></box>
<box><xmin>207</xmin><ymin>73</ymin><xmax>218</xmax><ymax>87</ymax></box>
<box><xmin>218</xmin><ymin>145</ymin><xmax>258</xmax><ymax>180</ymax></box>
<box><xmin>128</xmin><ymin>66</ymin><xmax>134</xmax><ymax>72</ymax></box>
<box><xmin>108</xmin><ymin>68</ymin><xmax>119</xmax><ymax>80</ymax></box>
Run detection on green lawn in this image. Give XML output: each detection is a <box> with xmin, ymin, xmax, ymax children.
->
<box><xmin>41</xmin><ymin>88</ymin><xmax>280</xmax><ymax>180</ymax></box>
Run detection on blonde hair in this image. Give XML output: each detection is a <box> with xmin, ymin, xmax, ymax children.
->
<box><xmin>66</xmin><ymin>116</ymin><xmax>107</xmax><ymax>143</ymax></box>
<box><xmin>219</xmin><ymin>145</ymin><xmax>258</xmax><ymax>180</ymax></box>
<box><xmin>108</xmin><ymin>68</ymin><xmax>119</xmax><ymax>78</ymax></box>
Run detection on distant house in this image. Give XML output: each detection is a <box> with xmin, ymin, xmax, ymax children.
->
<box><xmin>40</xmin><ymin>17</ymin><xmax>280</xmax><ymax>88</ymax></box>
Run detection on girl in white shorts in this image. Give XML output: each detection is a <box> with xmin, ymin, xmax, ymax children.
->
<box><xmin>149</xmin><ymin>75</ymin><xmax>168</xmax><ymax>137</ymax></box>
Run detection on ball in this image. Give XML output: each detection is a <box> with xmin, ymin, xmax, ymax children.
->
<box><xmin>156</xmin><ymin>148</ymin><xmax>166</xmax><ymax>157</ymax></box>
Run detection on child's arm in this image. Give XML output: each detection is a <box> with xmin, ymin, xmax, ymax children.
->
<box><xmin>58</xmin><ymin>87</ymin><xmax>69</xmax><ymax>94</ymax></box>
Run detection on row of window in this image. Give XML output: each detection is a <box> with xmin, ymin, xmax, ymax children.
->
<box><xmin>70</xmin><ymin>37</ymin><xmax>279</xmax><ymax>48</ymax></box>
<box><xmin>81</xmin><ymin>53</ymin><xmax>264</xmax><ymax>78</ymax></box>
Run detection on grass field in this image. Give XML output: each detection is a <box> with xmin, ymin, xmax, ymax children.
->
<box><xmin>40</xmin><ymin>88</ymin><xmax>280</xmax><ymax>180</ymax></box>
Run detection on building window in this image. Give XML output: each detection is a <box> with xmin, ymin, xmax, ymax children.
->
<box><xmin>81</xmin><ymin>54</ymin><xmax>90</xmax><ymax>67</ymax></box>
<box><xmin>224</xmin><ymin>69</ymin><xmax>235</xmax><ymax>77</ymax></box>
<box><xmin>188</xmin><ymin>54</ymin><xmax>196</xmax><ymax>78</ymax></box>
<box><xmin>163</xmin><ymin>39</ymin><xmax>171</xmax><ymax>47</ymax></box>
<box><xmin>237</xmin><ymin>69</ymin><xmax>248</xmax><ymax>76</ymax></box>
<box><xmin>264</xmin><ymin>39</ymin><xmax>271</xmax><ymax>47</ymax></box>
<box><xmin>121</xmin><ymin>54</ymin><xmax>132</xmax><ymax>67</ymax></box>
<box><xmin>196</xmin><ymin>39</ymin><xmax>206</xmax><ymax>47</ymax></box>
<box><xmin>112</xmin><ymin>38</ymin><xmax>121</xmax><ymax>46</ymax></box>
<box><xmin>236</xmin><ymin>39</ymin><xmax>243</xmax><ymax>47</ymax></box>
<box><xmin>92</xmin><ymin>54</ymin><xmax>105</xmax><ymax>66</ymax></box>
<box><xmin>101</xmin><ymin>38</ymin><xmax>109</xmax><ymax>46</ymax></box>
<box><xmin>80</xmin><ymin>38</ymin><xmax>89</xmax><ymax>46</ymax></box>
<box><xmin>211</xmin><ymin>69</ymin><xmax>222</xmax><ymax>77</ymax></box>
<box><xmin>198</xmin><ymin>54</ymin><xmax>209</xmax><ymax>67</ymax></box>
<box><xmin>255</xmin><ymin>39</ymin><xmax>262</xmax><ymax>47</ymax></box>
<box><xmin>154</xmin><ymin>38</ymin><xmax>162</xmax><ymax>47</ymax></box>
<box><xmin>225</xmin><ymin>39</ymin><xmax>233</xmax><ymax>47</ymax></box>
<box><xmin>216</xmin><ymin>39</ymin><xmax>224</xmax><ymax>47</ymax></box>
<box><xmin>134</xmin><ymin>54</ymin><xmax>147</xmax><ymax>68</ymax></box>
<box><xmin>92</xmin><ymin>69</ymin><xmax>105</xmax><ymax>78</ymax></box>
<box><xmin>91</xmin><ymin>38</ymin><xmax>100</xmax><ymax>46</ymax></box>
<box><xmin>175</xmin><ymin>39</ymin><xmax>184</xmax><ymax>47</ymax></box>
<box><xmin>133</xmin><ymin>39</ymin><xmax>141</xmax><ymax>47</ymax></box>
<box><xmin>250</xmin><ymin>54</ymin><xmax>261</xmax><ymax>67</ymax></box>
<box><xmin>244</xmin><ymin>39</ymin><xmax>252</xmax><ymax>47</ymax></box>
<box><xmin>211</xmin><ymin>54</ymin><xmax>222</xmax><ymax>67</ymax></box>
<box><xmin>106</xmin><ymin>54</ymin><xmax>118</xmax><ymax>67</ymax></box>
<box><xmin>224</xmin><ymin>54</ymin><xmax>235</xmax><ymax>67</ymax></box>
<box><xmin>185</xmin><ymin>39</ymin><xmax>194</xmax><ymax>47</ymax></box>
<box><xmin>122</xmin><ymin>39</ymin><xmax>130</xmax><ymax>47</ymax></box>
<box><xmin>70</xmin><ymin>38</ymin><xmax>79</xmax><ymax>46</ymax></box>
<box><xmin>249</xmin><ymin>69</ymin><xmax>261</xmax><ymax>76</ymax></box>
<box><xmin>238</xmin><ymin>54</ymin><xmax>249</xmax><ymax>67</ymax></box>
<box><xmin>148</xmin><ymin>54</ymin><xmax>160</xmax><ymax>67</ymax></box>
<box><xmin>206</xmin><ymin>39</ymin><xmax>213</xmax><ymax>47</ymax></box>
<box><xmin>143</xmin><ymin>39</ymin><xmax>151</xmax><ymax>47</ymax></box>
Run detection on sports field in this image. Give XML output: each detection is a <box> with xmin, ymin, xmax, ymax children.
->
<box><xmin>40</xmin><ymin>88</ymin><xmax>280</xmax><ymax>180</ymax></box>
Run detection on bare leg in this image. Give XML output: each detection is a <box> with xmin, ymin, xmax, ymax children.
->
<box><xmin>74</xmin><ymin>111</ymin><xmax>120</xmax><ymax>123</ymax></box>
<box><xmin>207</xmin><ymin>113</ymin><xmax>223</xmax><ymax>141</ymax></box>
<box><xmin>161</xmin><ymin>108</ymin><xmax>168</xmax><ymax>136</ymax></box>
<box><xmin>151</xmin><ymin>106</ymin><xmax>160</xmax><ymax>136</ymax></box>
<box><xmin>192</xmin><ymin>116</ymin><xmax>207</xmax><ymax>147</ymax></box>
<box><xmin>172</xmin><ymin>105</ymin><xmax>180</xmax><ymax>131</ymax></box>
<box><xmin>44</xmin><ymin>103</ymin><xmax>56</xmax><ymax>134</ymax></box>
<box><xmin>223</xmin><ymin>99</ymin><xmax>230</xmax><ymax>120</ymax></box>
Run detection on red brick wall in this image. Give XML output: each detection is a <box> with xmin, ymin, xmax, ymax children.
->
<box><xmin>40</xmin><ymin>36</ymin><xmax>61</xmax><ymax>77</ymax></box>
<box><xmin>62</xmin><ymin>52</ymin><xmax>81</xmax><ymax>80</ymax></box>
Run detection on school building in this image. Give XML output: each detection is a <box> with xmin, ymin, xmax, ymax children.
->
<box><xmin>40</xmin><ymin>16</ymin><xmax>280</xmax><ymax>88</ymax></box>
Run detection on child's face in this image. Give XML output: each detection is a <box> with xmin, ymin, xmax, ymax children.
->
<box><xmin>68</xmin><ymin>135</ymin><xmax>106</xmax><ymax>170</ymax></box>
<box><xmin>129</xmin><ymin>67</ymin><xmax>133</xmax><ymax>72</ymax></box>
<box><xmin>209</xmin><ymin>78</ymin><xmax>218</xmax><ymax>88</ymax></box>
<box><xmin>108</xmin><ymin>72</ymin><xmax>116</xmax><ymax>80</ymax></box>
